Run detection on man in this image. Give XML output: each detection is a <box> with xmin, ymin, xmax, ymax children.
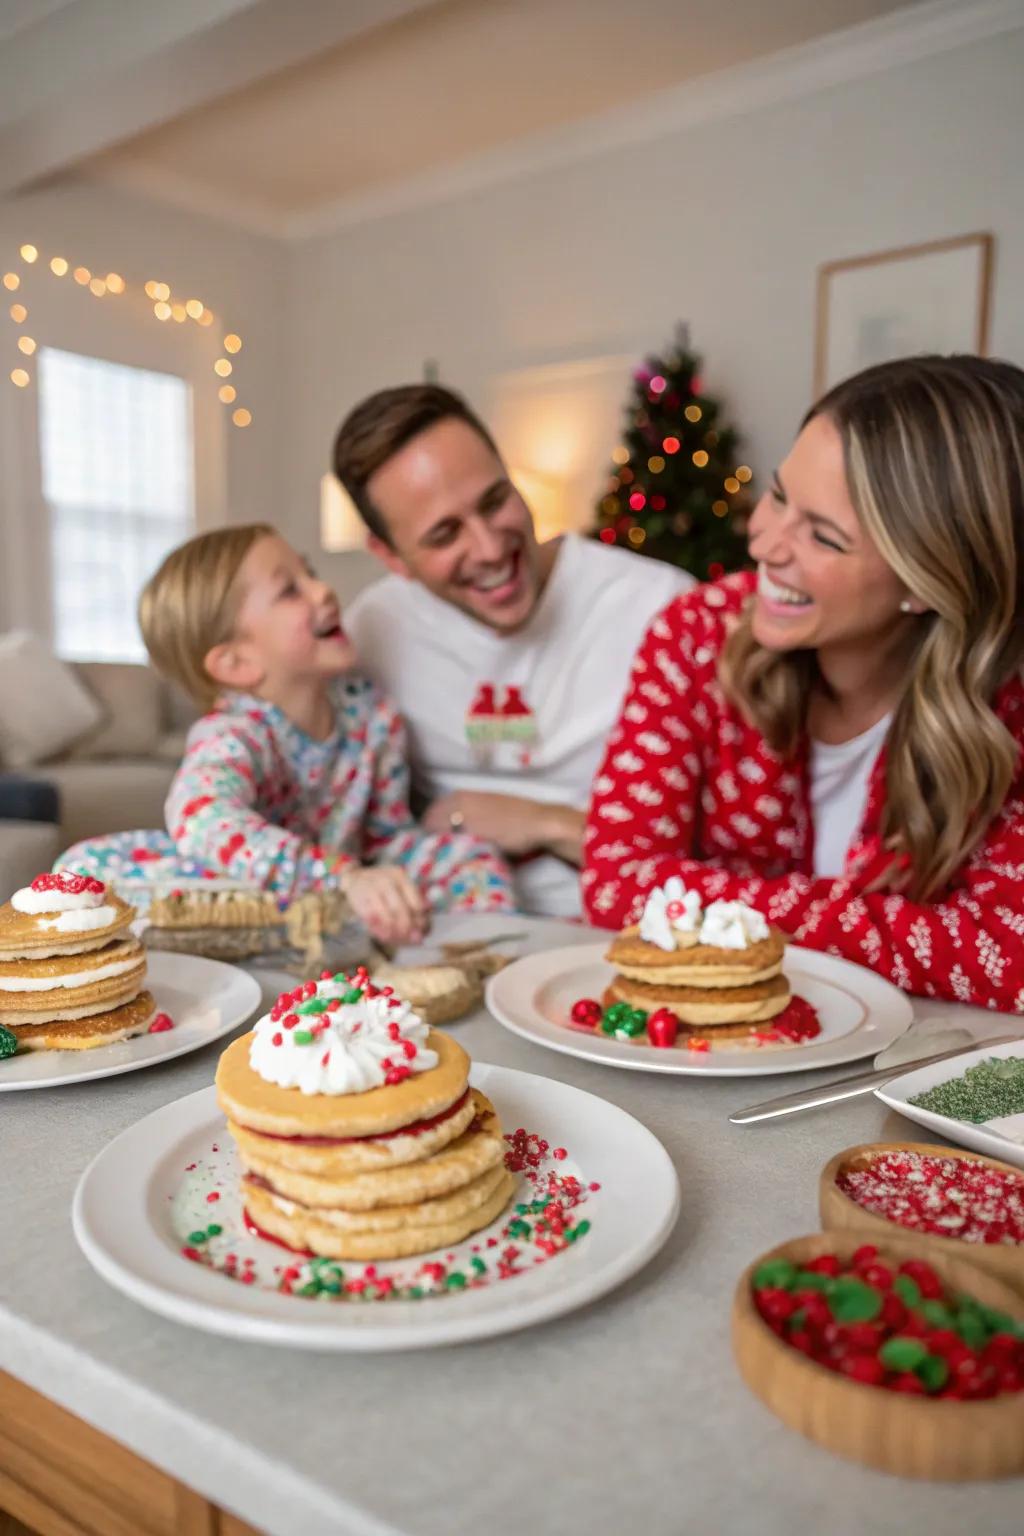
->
<box><xmin>336</xmin><ymin>384</ymin><xmax>692</xmax><ymax>917</ymax></box>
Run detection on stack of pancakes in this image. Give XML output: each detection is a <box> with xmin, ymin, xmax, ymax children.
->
<box><xmin>217</xmin><ymin>1026</ymin><xmax>514</xmax><ymax>1261</ymax></box>
<box><xmin>605</xmin><ymin>923</ymin><xmax>790</xmax><ymax>1043</ymax></box>
<box><xmin>0</xmin><ymin>877</ymin><xmax>153</xmax><ymax>1050</ymax></box>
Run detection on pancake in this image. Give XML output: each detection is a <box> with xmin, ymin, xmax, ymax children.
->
<box><xmin>225</xmin><ymin>1086</ymin><xmax>478</xmax><ymax>1176</ymax></box>
<box><xmin>0</xmin><ymin>940</ymin><xmax>147</xmax><ymax>1024</ymax></box>
<box><xmin>606</xmin><ymin>927</ymin><xmax>786</xmax><ymax>989</ymax></box>
<box><xmin>0</xmin><ymin>891</ymin><xmax>135</xmax><ymax>960</ymax></box>
<box><xmin>606</xmin><ymin>924</ymin><xmax>700</xmax><ymax>968</ymax></box>
<box><xmin>12</xmin><ymin>990</ymin><xmax>156</xmax><ymax>1051</ymax></box>
<box><xmin>216</xmin><ymin>1027</ymin><xmax>470</xmax><ymax>1139</ymax></box>
<box><xmin>245</xmin><ymin>1166</ymin><xmax>516</xmax><ymax>1261</ymax></box>
<box><xmin>236</xmin><ymin>1092</ymin><xmax>504</xmax><ymax>1210</ymax></box>
<box><xmin>604</xmin><ymin>970</ymin><xmax>791</xmax><ymax>1026</ymax></box>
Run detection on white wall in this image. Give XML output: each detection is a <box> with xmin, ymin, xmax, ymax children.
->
<box><xmin>280</xmin><ymin>26</ymin><xmax>1024</xmax><ymax>600</ymax></box>
<box><xmin>0</xmin><ymin>179</ymin><xmax>285</xmax><ymax>632</ymax></box>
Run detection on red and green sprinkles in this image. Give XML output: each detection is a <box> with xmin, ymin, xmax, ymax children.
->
<box><xmin>753</xmin><ymin>1244</ymin><xmax>1024</xmax><ymax>1397</ymax></box>
<box><xmin>837</xmin><ymin>1150</ymin><xmax>1024</xmax><ymax>1246</ymax></box>
<box><xmin>178</xmin><ymin>1124</ymin><xmax>596</xmax><ymax>1303</ymax></box>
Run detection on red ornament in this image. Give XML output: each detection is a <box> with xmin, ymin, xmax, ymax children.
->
<box><xmin>647</xmin><ymin>1007</ymin><xmax>680</xmax><ymax>1048</ymax></box>
<box><xmin>570</xmin><ymin>998</ymin><xmax>603</xmax><ymax>1029</ymax></box>
<box><xmin>599</xmin><ymin>528</ymin><xmax>616</xmax><ymax>544</ymax></box>
<box><xmin>148</xmin><ymin>1013</ymin><xmax>174</xmax><ymax>1033</ymax></box>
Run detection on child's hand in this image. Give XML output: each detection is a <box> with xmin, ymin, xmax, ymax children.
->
<box><xmin>341</xmin><ymin>865</ymin><xmax>428</xmax><ymax>947</ymax></box>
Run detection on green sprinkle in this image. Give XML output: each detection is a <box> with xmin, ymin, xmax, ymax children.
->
<box><xmin>298</xmin><ymin>1280</ymin><xmax>321</xmax><ymax>1297</ymax></box>
<box><xmin>206</xmin><ymin>1223</ymin><xmax>223</xmax><ymax>1237</ymax></box>
<box><xmin>880</xmin><ymin>1336</ymin><xmax>928</xmax><ymax>1371</ymax></box>
<box><xmin>0</xmin><ymin>1024</ymin><xmax>18</xmax><ymax>1060</ymax></box>
<box><xmin>341</xmin><ymin>987</ymin><xmax>363</xmax><ymax>1004</ymax></box>
<box><xmin>296</xmin><ymin>997</ymin><xmax>329</xmax><ymax>1015</ymax></box>
<box><xmin>893</xmin><ymin>1274</ymin><xmax>921</xmax><ymax>1308</ymax></box>
<box><xmin>909</xmin><ymin>1054</ymin><xmax>1024</xmax><ymax>1123</ymax></box>
<box><xmin>753</xmin><ymin>1258</ymin><xmax>798</xmax><ymax>1291</ymax></box>
<box><xmin>829</xmin><ymin>1276</ymin><xmax>882</xmax><ymax>1323</ymax></box>
<box><xmin>445</xmin><ymin>1271</ymin><xmax>468</xmax><ymax>1289</ymax></box>
<box><xmin>293</xmin><ymin>1028</ymin><xmax>315</xmax><ymax>1045</ymax></box>
<box><xmin>916</xmin><ymin>1354</ymin><xmax>949</xmax><ymax>1392</ymax></box>
<box><xmin>408</xmin><ymin>1286</ymin><xmax>423</xmax><ymax>1299</ymax></box>
<box><xmin>574</xmin><ymin>1219</ymin><xmax>591</xmax><ymax>1238</ymax></box>
<box><xmin>188</xmin><ymin>1229</ymin><xmax>208</xmax><ymax>1245</ymax></box>
<box><xmin>470</xmin><ymin>1256</ymin><xmax>487</xmax><ymax>1275</ymax></box>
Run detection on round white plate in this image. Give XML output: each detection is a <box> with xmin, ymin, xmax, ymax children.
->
<box><xmin>486</xmin><ymin>943</ymin><xmax>914</xmax><ymax>1077</ymax></box>
<box><xmin>875</xmin><ymin>1036</ymin><xmax>1024</xmax><ymax>1169</ymax></box>
<box><xmin>72</xmin><ymin>1063</ymin><xmax>679</xmax><ymax>1350</ymax></box>
<box><xmin>0</xmin><ymin>951</ymin><xmax>262</xmax><ymax>1091</ymax></box>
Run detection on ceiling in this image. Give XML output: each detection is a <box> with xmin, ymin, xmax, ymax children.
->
<box><xmin>0</xmin><ymin>0</ymin><xmax>976</xmax><ymax>234</ymax></box>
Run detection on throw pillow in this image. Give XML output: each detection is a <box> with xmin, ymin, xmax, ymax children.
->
<box><xmin>0</xmin><ymin>630</ymin><xmax>104</xmax><ymax>768</ymax></box>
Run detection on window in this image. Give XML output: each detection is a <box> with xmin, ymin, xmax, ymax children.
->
<box><xmin>38</xmin><ymin>348</ymin><xmax>194</xmax><ymax>662</ymax></box>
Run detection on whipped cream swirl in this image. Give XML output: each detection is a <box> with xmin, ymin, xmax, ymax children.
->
<box><xmin>698</xmin><ymin>899</ymin><xmax>770</xmax><ymax>950</ymax></box>
<box><xmin>638</xmin><ymin>876</ymin><xmax>702</xmax><ymax>952</ymax></box>
<box><xmin>249</xmin><ymin>974</ymin><xmax>438</xmax><ymax>1096</ymax></box>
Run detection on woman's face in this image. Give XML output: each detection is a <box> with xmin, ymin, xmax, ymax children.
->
<box><xmin>747</xmin><ymin>413</ymin><xmax>910</xmax><ymax>654</ymax></box>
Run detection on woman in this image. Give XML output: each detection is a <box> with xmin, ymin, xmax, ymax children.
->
<box><xmin>583</xmin><ymin>354</ymin><xmax>1024</xmax><ymax>1011</ymax></box>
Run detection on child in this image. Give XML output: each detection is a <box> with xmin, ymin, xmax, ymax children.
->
<box><xmin>59</xmin><ymin>524</ymin><xmax>513</xmax><ymax>944</ymax></box>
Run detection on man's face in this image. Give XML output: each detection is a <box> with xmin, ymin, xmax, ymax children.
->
<box><xmin>365</xmin><ymin>418</ymin><xmax>544</xmax><ymax>631</ymax></box>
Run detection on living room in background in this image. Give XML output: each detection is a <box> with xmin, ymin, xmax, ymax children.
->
<box><xmin>37</xmin><ymin>347</ymin><xmax>195</xmax><ymax>663</ymax></box>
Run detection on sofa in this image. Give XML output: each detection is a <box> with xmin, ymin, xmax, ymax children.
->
<box><xmin>0</xmin><ymin>659</ymin><xmax>195</xmax><ymax>899</ymax></box>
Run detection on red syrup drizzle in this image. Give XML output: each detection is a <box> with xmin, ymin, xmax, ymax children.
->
<box><xmin>243</xmin><ymin>1206</ymin><xmax>315</xmax><ymax>1257</ymax></box>
<box><xmin>235</xmin><ymin>1087</ymin><xmax>471</xmax><ymax>1146</ymax></box>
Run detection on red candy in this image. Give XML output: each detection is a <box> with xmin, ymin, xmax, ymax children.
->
<box><xmin>31</xmin><ymin>871</ymin><xmax>104</xmax><ymax>895</ymax></box>
<box><xmin>148</xmin><ymin>1013</ymin><xmax>174</xmax><ymax>1033</ymax></box>
<box><xmin>646</xmin><ymin>1007</ymin><xmax>680</xmax><ymax>1048</ymax></box>
<box><xmin>570</xmin><ymin>998</ymin><xmax>602</xmax><ymax>1029</ymax></box>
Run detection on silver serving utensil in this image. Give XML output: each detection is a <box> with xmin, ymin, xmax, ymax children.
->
<box><xmin>728</xmin><ymin>1035</ymin><xmax>1017</xmax><ymax>1125</ymax></box>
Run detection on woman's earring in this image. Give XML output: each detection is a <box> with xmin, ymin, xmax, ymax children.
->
<box><xmin>899</xmin><ymin>599</ymin><xmax>914</xmax><ymax>613</ymax></box>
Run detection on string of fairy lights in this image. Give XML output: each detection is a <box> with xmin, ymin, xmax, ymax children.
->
<box><xmin>600</xmin><ymin>372</ymin><xmax>752</xmax><ymax>548</ymax></box>
<box><xmin>3</xmin><ymin>243</ymin><xmax>252</xmax><ymax>428</ymax></box>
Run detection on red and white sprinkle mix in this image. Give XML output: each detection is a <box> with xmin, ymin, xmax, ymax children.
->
<box><xmin>838</xmin><ymin>1151</ymin><xmax>1024</xmax><ymax>1246</ymax></box>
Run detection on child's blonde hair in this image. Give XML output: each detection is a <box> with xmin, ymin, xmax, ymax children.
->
<box><xmin>139</xmin><ymin>523</ymin><xmax>275</xmax><ymax>709</ymax></box>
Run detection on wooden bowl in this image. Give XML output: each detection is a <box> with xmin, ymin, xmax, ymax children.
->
<box><xmin>820</xmin><ymin>1141</ymin><xmax>1024</xmax><ymax>1296</ymax></box>
<box><xmin>732</xmin><ymin>1230</ymin><xmax>1024</xmax><ymax>1480</ymax></box>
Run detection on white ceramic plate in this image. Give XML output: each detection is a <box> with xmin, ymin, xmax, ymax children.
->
<box><xmin>72</xmin><ymin>1064</ymin><xmax>679</xmax><ymax>1350</ymax></box>
<box><xmin>0</xmin><ymin>952</ymin><xmax>262</xmax><ymax>1091</ymax></box>
<box><xmin>876</xmin><ymin>1036</ymin><xmax>1024</xmax><ymax>1169</ymax></box>
<box><xmin>485</xmin><ymin>942</ymin><xmax>914</xmax><ymax>1077</ymax></box>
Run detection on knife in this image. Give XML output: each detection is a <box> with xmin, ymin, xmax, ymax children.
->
<box><xmin>728</xmin><ymin>1035</ymin><xmax>1017</xmax><ymax>1124</ymax></box>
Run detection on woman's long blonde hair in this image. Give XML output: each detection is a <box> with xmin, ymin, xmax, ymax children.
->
<box><xmin>139</xmin><ymin>523</ymin><xmax>275</xmax><ymax>709</ymax></box>
<box><xmin>720</xmin><ymin>355</ymin><xmax>1024</xmax><ymax>900</ymax></box>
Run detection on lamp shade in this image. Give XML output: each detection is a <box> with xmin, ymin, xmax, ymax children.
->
<box><xmin>320</xmin><ymin>473</ymin><xmax>366</xmax><ymax>552</ymax></box>
<box><xmin>510</xmin><ymin>466</ymin><xmax>568</xmax><ymax>542</ymax></box>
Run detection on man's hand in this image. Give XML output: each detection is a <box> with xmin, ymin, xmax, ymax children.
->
<box><xmin>423</xmin><ymin>791</ymin><xmax>585</xmax><ymax>865</ymax></box>
<box><xmin>340</xmin><ymin>865</ymin><xmax>428</xmax><ymax>946</ymax></box>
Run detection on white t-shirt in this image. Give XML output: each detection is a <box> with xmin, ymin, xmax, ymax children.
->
<box><xmin>809</xmin><ymin>714</ymin><xmax>891</xmax><ymax>879</ymax></box>
<box><xmin>346</xmin><ymin>534</ymin><xmax>692</xmax><ymax>916</ymax></box>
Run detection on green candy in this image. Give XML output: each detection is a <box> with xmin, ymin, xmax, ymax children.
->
<box><xmin>793</xmin><ymin>1269</ymin><xmax>832</xmax><ymax>1293</ymax></box>
<box><xmin>615</xmin><ymin>1010</ymin><xmax>648</xmax><ymax>1039</ymax></box>
<box><xmin>880</xmin><ymin>1336</ymin><xmax>928</xmax><ymax>1371</ymax></box>
<box><xmin>0</xmin><ymin>1024</ymin><xmax>18</xmax><ymax>1060</ymax></box>
<box><xmin>206</xmin><ymin>1223</ymin><xmax>223</xmax><ymax>1238</ymax></box>
<box><xmin>188</xmin><ymin>1229</ymin><xmax>209</xmax><ymax>1245</ymax></box>
<box><xmin>296</xmin><ymin>997</ymin><xmax>329</xmax><ymax>1015</ymax></box>
<box><xmin>293</xmin><ymin>1028</ymin><xmax>315</xmax><ymax>1045</ymax></box>
<box><xmin>753</xmin><ymin>1258</ymin><xmax>798</xmax><ymax>1291</ymax></box>
<box><xmin>916</xmin><ymin>1354</ymin><xmax>949</xmax><ymax>1392</ymax></box>
<box><xmin>341</xmin><ymin>987</ymin><xmax>363</xmax><ymax>1004</ymax></box>
<box><xmin>893</xmin><ymin>1274</ymin><xmax>922</xmax><ymax>1308</ymax></box>
<box><xmin>445</xmin><ymin>1271</ymin><xmax>468</xmax><ymax>1289</ymax></box>
<box><xmin>828</xmin><ymin>1275</ymin><xmax>882</xmax><ymax>1323</ymax></box>
<box><xmin>919</xmin><ymin>1298</ymin><xmax>953</xmax><ymax>1329</ymax></box>
<box><xmin>600</xmin><ymin>1003</ymin><xmax>631</xmax><ymax>1034</ymax></box>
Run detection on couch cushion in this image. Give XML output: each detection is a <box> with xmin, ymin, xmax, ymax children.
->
<box><xmin>0</xmin><ymin>819</ymin><xmax>62</xmax><ymax>903</ymax></box>
<box><xmin>40</xmin><ymin>760</ymin><xmax>177</xmax><ymax>845</ymax></box>
<box><xmin>69</xmin><ymin>662</ymin><xmax>163</xmax><ymax>759</ymax></box>
<box><xmin>0</xmin><ymin>631</ymin><xmax>103</xmax><ymax>768</ymax></box>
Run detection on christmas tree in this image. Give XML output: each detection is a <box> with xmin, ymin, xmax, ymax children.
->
<box><xmin>593</xmin><ymin>325</ymin><xmax>753</xmax><ymax>581</ymax></box>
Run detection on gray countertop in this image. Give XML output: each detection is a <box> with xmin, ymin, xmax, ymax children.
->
<box><xmin>2</xmin><ymin>915</ymin><xmax>1022</xmax><ymax>1536</ymax></box>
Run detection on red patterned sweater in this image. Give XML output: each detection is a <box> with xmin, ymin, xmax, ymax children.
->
<box><xmin>582</xmin><ymin>571</ymin><xmax>1024</xmax><ymax>1013</ymax></box>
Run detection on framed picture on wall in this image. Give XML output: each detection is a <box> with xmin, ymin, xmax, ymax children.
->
<box><xmin>813</xmin><ymin>232</ymin><xmax>993</xmax><ymax>395</ymax></box>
